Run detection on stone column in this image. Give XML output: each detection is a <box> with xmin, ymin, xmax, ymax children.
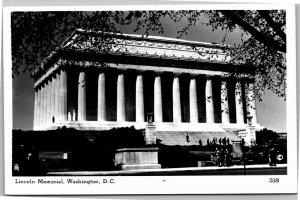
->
<box><xmin>43</xmin><ymin>82</ymin><xmax>47</xmax><ymax>127</ymax></box>
<box><xmin>48</xmin><ymin>80</ymin><xmax>53</xmax><ymax>125</ymax></box>
<box><xmin>52</xmin><ymin>77</ymin><xmax>57</xmax><ymax>122</ymax></box>
<box><xmin>50</xmin><ymin>77</ymin><xmax>55</xmax><ymax>123</ymax></box>
<box><xmin>41</xmin><ymin>85</ymin><xmax>45</xmax><ymax>128</ymax></box>
<box><xmin>48</xmin><ymin>80</ymin><xmax>52</xmax><ymax>124</ymax></box>
<box><xmin>60</xmin><ymin>70</ymin><xmax>68</xmax><ymax>121</ymax></box>
<box><xmin>206</xmin><ymin>76</ymin><xmax>214</xmax><ymax>123</ymax></box>
<box><xmin>44</xmin><ymin>81</ymin><xmax>50</xmax><ymax>127</ymax></box>
<box><xmin>97</xmin><ymin>71</ymin><xmax>106</xmax><ymax>121</ymax></box>
<box><xmin>246</xmin><ymin>81</ymin><xmax>257</xmax><ymax>124</ymax></box>
<box><xmin>54</xmin><ymin>74</ymin><xmax>59</xmax><ymax>121</ymax></box>
<box><xmin>172</xmin><ymin>73</ymin><xmax>182</xmax><ymax>123</ymax></box>
<box><xmin>38</xmin><ymin>88</ymin><xmax>43</xmax><ymax>129</ymax></box>
<box><xmin>117</xmin><ymin>71</ymin><xmax>125</xmax><ymax>122</ymax></box>
<box><xmin>235</xmin><ymin>80</ymin><xmax>245</xmax><ymax>124</ymax></box>
<box><xmin>221</xmin><ymin>79</ymin><xmax>230</xmax><ymax>124</ymax></box>
<box><xmin>189</xmin><ymin>75</ymin><xmax>198</xmax><ymax>123</ymax></box>
<box><xmin>51</xmin><ymin>77</ymin><xmax>55</xmax><ymax>122</ymax></box>
<box><xmin>78</xmin><ymin>71</ymin><xmax>86</xmax><ymax>121</ymax></box>
<box><xmin>154</xmin><ymin>73</ymin><xmax>163</xmax><ymax>122</ymax></box>
<box><xmin>33</xmin><ymin>89</ymin><xmax>38</xmax><ymax>130</ymax></box>
<box><xmin>44</xmin><ymin>83</ymin><xmax>48</xmax><ymax>127</ymax></box>
<box><xmin>136</xmin><ymin>71</ymin><xmax>145</xmax><ymax>122</ymax></box>
<box><xmin>56</xmin><ymin>73</ymin><xmax>61</xmax><ymax>121</ymax></box>
<box><xmin>35</xmin><ymin>88</ymin><xmax>40</xmax><ymax>130</ymax></box>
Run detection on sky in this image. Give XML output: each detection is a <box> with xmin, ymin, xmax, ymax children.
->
<box><xmin>12</xmin><ymin>12</ymin><xmax>286</xmax><ymax>132</ymax></box>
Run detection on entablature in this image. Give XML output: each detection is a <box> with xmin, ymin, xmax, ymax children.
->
<box><xmin>33</xmin><ymin>29</ymin><xmax>254</xmax><ymax>86</ymax></box>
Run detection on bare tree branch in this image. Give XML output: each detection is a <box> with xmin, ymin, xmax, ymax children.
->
<box><xmin>220</xmin><ymin>10</ymin><xmax>286</xmax><ymax>53</ymax></box>
<box><xmin>258</xmin><ymin>10</ymin><xmax>286</xmax><ymax>42</ymax></box>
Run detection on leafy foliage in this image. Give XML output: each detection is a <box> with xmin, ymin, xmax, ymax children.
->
<box><xmin>255</xmin><ymin>128</ymin><xmax>279</xmax><ymax>145</ymax></box>
<box><xmin>11</xmin><ymin>11</ymin><xmax>126</xmax><ymax>77</ymax></box>
<box><xmin>122</xmin><ymin>10</ymin><xmax>286</xmax><ymax>100</ymax></box>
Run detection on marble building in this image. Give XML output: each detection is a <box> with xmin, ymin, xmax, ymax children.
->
<box><xmin>32</xmin><ymin>29</ymin><xmax>261</xmax><ymax>145</ymax></box>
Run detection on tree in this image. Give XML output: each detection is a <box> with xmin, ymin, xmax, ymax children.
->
<box><xmin>121</xmin><ymin>10</ymin><xmax>286</xmax><ymax>101</ymax></box>
<box><xmin>11</xmin><ymin>11</ymin><xmax>127</xmax><ymax>76</ymax></box>
<box><xmin>209</xmin><ymin>10</ymin><xmax>286</xmax><ymax>101</ymax></box>
<box><xmin>11</xmin><ymin>10</ymin><xmax>286</xmax><ymax>100</ymax></box>
<box><xmin>255</xmin><ymin>128</ymin><xmax>279</xmax><ymax>145</ymax></box>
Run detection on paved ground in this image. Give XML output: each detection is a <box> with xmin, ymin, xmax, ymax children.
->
<box><xmin>47</xmin><ymin>164</ymin><xmax>287</xmax><ymax>176</ymax></box>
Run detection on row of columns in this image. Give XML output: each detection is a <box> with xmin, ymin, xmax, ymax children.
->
<box><xmin>34</xmin><ymin>70</ymin><xmax>67</xmax><ymax>130</ymax></box>
<box><xmin>33</xmin><ymin>69</ymin><xmax>258</xmax><ymax>130</ymax></box>
<box><xmin>74</xmin><ymin>70</ymin><xmax>257</xmax><ymax>124</ymax></box>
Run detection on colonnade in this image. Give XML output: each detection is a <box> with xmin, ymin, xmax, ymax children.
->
<box><xmin>33</xmin><ymin>68</ymin><xmax>258</xmax><ymax>130</ymax></box>
<box><xmin>34</xmin><ymin>70</ymin><xmax>67</xmax><ymax>130</ymax></box>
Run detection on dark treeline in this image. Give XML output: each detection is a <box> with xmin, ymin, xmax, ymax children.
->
<box><xmin>12</xmin><ymin>127</ymin><xmax>147</xmax><ymax>174</ymax></box>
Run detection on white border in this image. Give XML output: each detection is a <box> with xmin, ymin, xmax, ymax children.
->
<box><xmin>4</xmin><ymin>4</ymin><xmax>297</xmax><ymax>195</ymax></box>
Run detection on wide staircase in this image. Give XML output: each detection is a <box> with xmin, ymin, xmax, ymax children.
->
<box><xmin>156</xmin><ymin>131</ymin><xmax>242</xmax><ymax>146</ymax></box>
<box><xmin>155</xmin><ymin>122</ymin><xmax>242</xmax><ymax>146</ymax></box>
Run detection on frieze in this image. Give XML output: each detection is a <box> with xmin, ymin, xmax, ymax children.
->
<box><xmin>34</xmin><ymin>53</ymin><xmax>253</xmax><ymax>89</ymax></box>
<box><xmin>34</xmin><ymin>29</ymin><xmax>247</xmax><ymax>83</ymax></box>
<box><xmin>63</xmin><ymin>32</ymin><xmax>230</xmax><ymax>63</ymax></box>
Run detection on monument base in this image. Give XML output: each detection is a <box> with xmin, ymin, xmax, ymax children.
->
<box><xmin>144</xmin><ymin>124</ymin><xmax>157</xmax><ymax>145</ymax></box>
<box><xmin>238</xmin><ymin>125</ymin><xmax>257</xmax><ymax>146</ymax></box>
<box><xmin>114</xmin><ymin>147</ymin><xmax>161</xmax><ymax>170</ymax></box>
<box><xmin>121</xmin><ymin>164</ymin><xmax>161</xmax><ymax>170</ymax></box>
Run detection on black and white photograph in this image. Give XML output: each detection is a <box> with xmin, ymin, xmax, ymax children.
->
<box><xmin>3</xmin><ymin>3</ymin><xmax>297</xmax><ymax>195</ymax></box>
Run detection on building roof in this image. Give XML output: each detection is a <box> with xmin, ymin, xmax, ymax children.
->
<box><xmin>34</xmin><ymin>29</ymin><xmax>233</xmax><ymax>72</ymax></box>
<box><xmin>65</xmin><ymin>29</ymin><xmax>231</xmax><ymax>49</ymax></box>
<box><xmin>33</xmin><ymin>29</ymin><xmax>253</xmax><ymax>86</ymax></box>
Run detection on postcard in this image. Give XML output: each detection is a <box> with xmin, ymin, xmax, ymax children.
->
<box><xmin>3</xmin><ymin>3</ymin><xmax>297</xmax><ymax>195</ymax></box>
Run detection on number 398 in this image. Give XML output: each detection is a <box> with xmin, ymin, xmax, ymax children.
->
<box><xmin>269</xmin><ymin>178</ymin><xmax>279</xmax><ymax>183</ymax></box>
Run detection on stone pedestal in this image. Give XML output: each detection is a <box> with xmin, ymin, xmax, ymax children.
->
<box><xmin>144</xmin><ymin>124</ymin><xmax>157</xmax><ymax>145</ymax></box>
<box><xmin>198</xmin><ymin>161</ymin><xmax>206</xmax><ymax>167</ymax></box>
<box><xmin>246</xmin><ymin>125</ymin><xmax>256</xmax><ymax>145</ymax></box>
<box><xmin>114</xmin><ymin>147</ymin><xmax>161</xmax><ymax>170</ymax></box>
<box><xmin>238</xmin><ymin>125</ymin><xmax>256</xmax><ymax>146</ymax></box>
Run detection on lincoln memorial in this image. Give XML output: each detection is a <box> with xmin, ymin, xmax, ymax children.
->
<box><xmin>32</xmin><ymin>29</ymin><xmax>261</xmax><ymax>145</ymax></box>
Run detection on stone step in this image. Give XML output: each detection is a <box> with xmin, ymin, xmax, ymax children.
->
<box><xmin>156</xmin><ymin>131</ymin><xmax>241</xmax><ymax>146</ymax></box>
